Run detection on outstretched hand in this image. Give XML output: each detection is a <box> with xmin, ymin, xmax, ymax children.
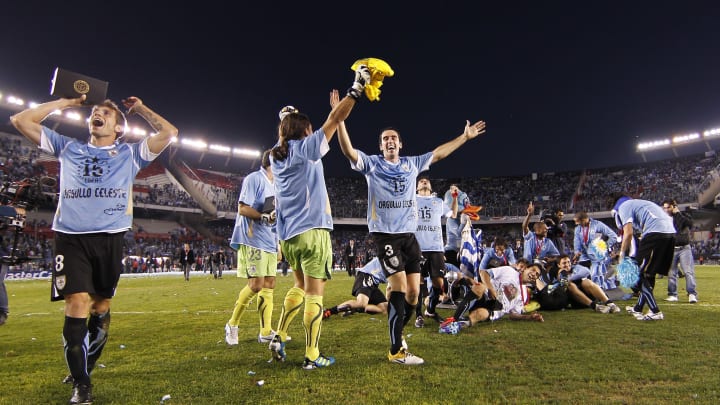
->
<box><xmin>329</xmin><ymin>89</ymin><xmax>340</xmax><ymax>109</ymax></box>
<box><xmin>122</xmin><ymin>97</ymin><xmax>143</xmax><ymax>114</ymax></box>
<box><xmin>529</xmin><ymin>312</ymin><xmax>544</xmax><ymax>322</ymax></box>
<box><xmin>463</xmin><ymin>120</ymin><xmax>486</xmax><ymax>140</ymax></box>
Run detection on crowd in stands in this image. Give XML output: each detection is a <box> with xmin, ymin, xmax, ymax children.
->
<box><xmin>133</xmin><ymin>183</ymin><xmax>202</xmax><ymax>210</ymax></box>
<box><xmin>3</xmin><ymin>130</ymin><xmax>720</xmax><ymax>273</ymax></box>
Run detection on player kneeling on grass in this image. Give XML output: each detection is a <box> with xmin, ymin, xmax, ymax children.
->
<box><xmin>440</xmin><ymin>265</ymin><xmax>544</xmax><ymax>332</ymax></box>
<box><xmin>324</xmin><ymin>257</ymin><xmax>388</xmax><ymax>318</ymax></box>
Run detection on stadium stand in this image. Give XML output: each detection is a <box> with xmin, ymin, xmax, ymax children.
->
<box><xmin>4</xmin><ymin>127</ymin><xmax>720</xmax><ymax>273</ymax></box>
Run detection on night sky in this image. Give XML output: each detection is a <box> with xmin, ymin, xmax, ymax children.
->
<box><xmin>2</xmin><ymin>2</ymin><xmax>720</xmax><ymax>178</ymax></box>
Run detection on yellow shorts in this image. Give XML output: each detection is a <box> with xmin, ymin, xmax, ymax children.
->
<box><xmin>236</xmin><ymin>245</ymin><xmax>277</xmax><ymax>278</ymax></box>
<box><xmin>280</xmin><ymin>229</ymin><xmax>332</xmax><ymax>280</ymax></box>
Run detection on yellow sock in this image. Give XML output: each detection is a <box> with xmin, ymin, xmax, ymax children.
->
<box><xmin>304</xmin><ymin>295</ymin><xmax>323</xmax><ymax>361</ymax></box>
<box><xmin>276</xmin><ymin>287</ymin><xmax>304</xmax><ymax>341</ymax></box>
<box><xmin>228</xmin><ymin>286</ymin><xmax>256</xmax><ymax>326</ymax></box>
<box><xmin>258</xmin><ymin>288</ymin><xmax>274</xmax><ymax>336</ymax></box>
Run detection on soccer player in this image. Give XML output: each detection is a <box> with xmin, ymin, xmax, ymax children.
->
<box><xmin>571</xmin><ymin>211</ymin><xmax>618</xmax><ymax>290</ymax></box>
<box><xmin>336</xmin><ymin>110</ymin><xmax>486</xmax><ymax>365</ymax></box>
<box><xmin>11</xmin><ymin>94</ymin><xmax>177</xmax><ymax>404</ymax></box>
<box><xmin>611</xmin><ymin>194</ymin><xmax>676</xmax><ymax>321</ymax></box>
<box><xmin>413</xmin><ymin>174</ymin><xmax>456</xmax><ymax>327</ymax></box>
<box><xmin>443</xmin><ymin>184</ymin><xmax>471</xmax><ymax>267</ymax></box>
<box><xmin>225</xmin><ymin>150</ymin><xmax>281</xmax><ymax>346</ymax></box>
<box><xmin>478</xmin><ymin>236</ymin><xmax>517</xmax><ymax>270</ymax></box>
<box><xmin>267</xmin><ymin>67</ymin><xmax>370</xmax><ymax>370</ymax></box>
<box><xmin>450</xmin><ymin>264</ymin><xmax>545</xmax><ymax>328</ymax></box>
<box><xmin>323</xmin><ymin>257</ymin><xmax>388</xmax><ymax>318</ymax></box>
<box><xmin>522</xmin><ymin>201</ymin><xmax>560</xmax><ymax>262</ymax></box>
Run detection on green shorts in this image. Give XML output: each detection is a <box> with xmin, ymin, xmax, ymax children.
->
<box><xmin>280</xmin><ymin>229</ymin><xmax>332</xmax><ymax>280</ymax></box>
<box><xmin>236</xmin><ymin>245</ymin><xmax>278</xmax><ymax>278</ymax></box>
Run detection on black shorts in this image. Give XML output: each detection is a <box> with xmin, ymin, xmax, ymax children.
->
<box><xmin>421</xmin><ymin>251</ymin><xmax>446</xmax><ymax>279</ymax></box>
<box><xmin>371</xmin><ymin>232</ymin><xmax>422</xmax><ymax>277</ymax></box>
<box><xmin>467</xmin><ymin>292</ymin><xmax>503</xmax><ymax>318</ymax></box>
<box><xmin>351</xmin><ymin>273</ymin><xmax>387</xmax><ymax>305</ymax></box>
<box><xmin>637</xmin><ymin>233</ymin><xmax>675</xmax><ymax>276</ymax></box>
<box><xmin>445</xmin><ymin>249</ymin><xmax>460</xmax><ymax>267</ymax></box>
<box><xmin>51</xmin><ymin>232</ymin><xmax>126</xmax><ymax>302</ymax></box>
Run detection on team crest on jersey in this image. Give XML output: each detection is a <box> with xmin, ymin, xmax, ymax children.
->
<box><xmin>55</xmin><ymin>275</ymin><xmax>66</xmax><ymax>290</ymax></box>
<box><xmin>108</xmin><ymin>149</ymin><xmax>118</xmax><ymax>157</ymax></box>
<box><xmin>362</xmin><ymin>275</ymin><xmax>373</xmax><ymax>288</ymax></box>
<box><xmin>401</xmin><ymin>163</ymin><xmax>410</xmax><ymax>172</ymax></box>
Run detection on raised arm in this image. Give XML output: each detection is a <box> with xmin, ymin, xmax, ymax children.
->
<box><xmin>522</xmin><ymin>202</ymin><xmax>534</xmax><ymax>236</ymax></box>
<box><xmin>431</xmin><ymin>120</ymin><xmax>486</xmax><ymax>164</ymax></box>
<box><xmin>10</xmin><ymin>96</ymin><xmax>86</xmax><ymax>145</ymax></box>
<box><xmin>329</xmin><ymin>89</ymin><xmax>359</xmax><ymax>163</ymax></box>
<box><xmin>448</xmin><ymin>185</ymin><xmax>460</xmax><ymax>219</ymax></box>
<box><xmin>122</xmin><ymin>97</ymin><xmax>178</xmax><ymax>154</ymax></box>
<box><xmin>321</xmin><ymin>66</ymin><xmax>371</xmax><ymax>143</ymax></box>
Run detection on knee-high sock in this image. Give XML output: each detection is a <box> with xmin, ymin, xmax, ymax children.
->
<box><xmin>403</xmin><ymin>299</ymin><xmax>415</xmax><ymax>327</ymax></box>
<box><xmin>415</xmin><ymin>287</ymin><xmax>425</xmax><ymax>317</ymax></box>
<box><xmin>63</xmin><ymin>316</ymin><xmax>89</xmax><ymax>385</ymax></box>
<box><xmin>427</xmin><ymin>285</ymin><xmax>440</xmax><ymax>314</ymax></box>
<box><xmin>258</xmin><ymin>288</ymin><xmax>274</xmax><ymax>336</ymax></box>
<box><xmin>229</xmin><ymin>285</ymin><xmax>257</xmax><ymax>326</ymax></box>
<box><xmin>640</xmin><ymin>273</ymin><xmax>659</xmax><ymax>313</ymax></box>
<box><xmin>452</xmin><ymin>290</ymin><xmax>479</xmax><ymax>320</ymax></box>
<box><xmin>276</xmin><ymin>287</ymin><xmax>305</xmax><ymax>341</ymax></box>
<box><xmin>87</xmin><ymin>310</ymin><xmax>111</xmax><ymax>372</ymax></box>
<box><xmin>304</xmin><ymin>294</ymin><xmax>323</xmax><ymax>361</ymax></box>
<box><xmin>388</xmin><ymin>291</ymin><xmax>406</xmax><ymax>354</ymax></box>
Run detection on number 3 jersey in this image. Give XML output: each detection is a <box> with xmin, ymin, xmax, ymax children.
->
<box><xmin>41</xmin><ymin>126</ymin><xmax>156</xmax><ymax>233</ymax></box>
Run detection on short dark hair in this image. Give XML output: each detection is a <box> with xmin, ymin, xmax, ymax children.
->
<box><xmin>378</xmin><ymin>127</ymin><xmax>403</xmax><ymax>145</ymax></box>
<box><xmin>662</xmin><ymin>198</ymin><xmax>677</xmax><ymax>207</ymax></box>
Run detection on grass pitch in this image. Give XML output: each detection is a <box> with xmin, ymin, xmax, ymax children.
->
<box><xmin>2</xmin><ymin>266</ymin><xmax>720</xmax><ymax>404</ymax></box>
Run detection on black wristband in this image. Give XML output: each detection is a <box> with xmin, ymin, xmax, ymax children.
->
<box><xmin>347</xmin><ymin>87</ymin><xmax>361</xmax><ymax>100</ymax></box>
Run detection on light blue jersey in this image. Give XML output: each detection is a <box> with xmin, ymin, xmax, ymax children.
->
<box><xmin>573</xmin><ymin>218</ymin><xmax>617</xmax><ymax>263</ymax></box>
<box><xmin>613</xmin><ymin>198</ymin><xmax>675</xmax><ymax>237</ymax></box>
<box><xmin>352</xmin><ymin>151</ymin><xmax>432</xmax><ymax>233</ymax></box>
<box><xmin>229</xmin><ymin>168</ymin><xmax>277</xmax><ymax>253</ymax></box>
<box><xmin>443</xmin><ymin>190</ymin><xmax>469</xmax><ymax>251</ymax></box>
<box><xmin>271</xmin><ymin>129</ymin><xmax>333</xmax><ymax>240</ymax></box>
<box><xmin>357</xmin><ymin>257</ymin><xmax>387</xmax><ymax>284</ymax></box>
<box><xmin>444</xmin><ymin>216</ymin><xmax>466</xmax><ymax>252</ymax></box>
<box><xmin>522</xmin><ymin>233</ymin><xmax>560</xmax><ymax>261</ymax></box>
<box><xmin>479</xmin><ymin>246</ymin><xmax>517</xmax><ymax>269</ymax></box>
<box><xmin>415</xmin><ymin>194</ymin><xmax>451</xmax><ymax>252</ymax></box>
<box><xmin>40</xmin><ymin>127</ymin><xmax>155</xmax><ymax>234</ymax></box>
